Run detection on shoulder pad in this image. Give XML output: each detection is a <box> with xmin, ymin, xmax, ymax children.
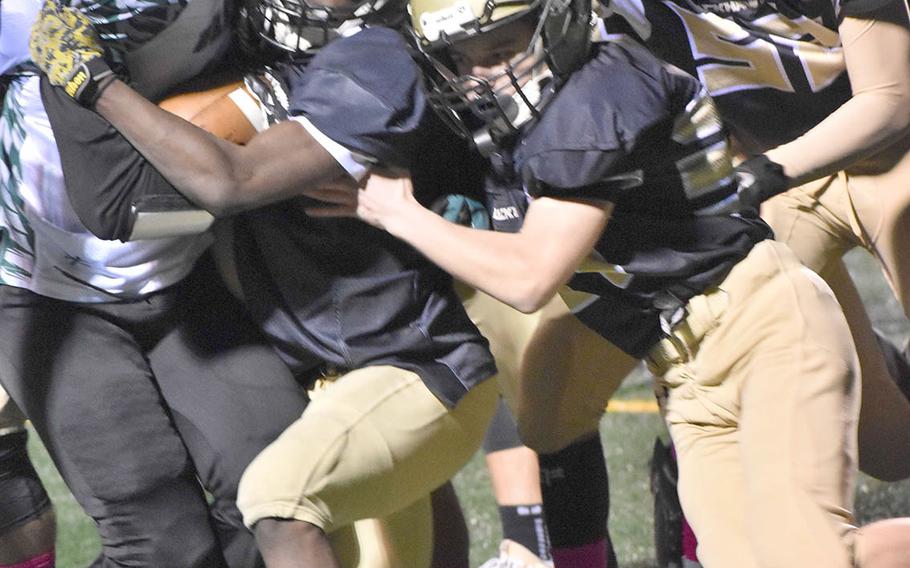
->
<box><xmin>286</xmin><ymin>27</ymin><xmax>427</xmax><ymax>168</ymax></box>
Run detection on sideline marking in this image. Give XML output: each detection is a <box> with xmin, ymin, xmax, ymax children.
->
<box><xmin>606</xmin><ymin>399</ymin><xmax>659</xmax><ymax>414</ymax></box>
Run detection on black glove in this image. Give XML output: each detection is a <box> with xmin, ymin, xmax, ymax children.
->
<box><xmin>734</xmin><ymin>155</ymin><xmax>790</xmax><ymax>215</ymax></box>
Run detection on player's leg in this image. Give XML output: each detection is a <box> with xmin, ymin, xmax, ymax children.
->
<box><xmin>0</xmin><ymin>393</ymin><xmax>55</xmax><ymax>568</ymax></box>
<box><xmin>460</xmin><ymin>287</ymin><xmax>552</xmax><ymax>566</ymax></box>
<box><xmin>661</xmin><ymin>240</ymin><xmax>859</xmax><ymax>567</ymax></box>
<box><xmin>237</xmin><ymin>366</ymin><xmax>498</xmax><ymax>568</ymax></box>
<box><xmin>517</xmin><ymin>299</ymin><xmax>636</xmax><ymax>568</ymax></box>
<box><xmin>0</xmin><ymin>285</ymin><xmax>226</xmax><ymax>567</ymax></box>
<box><xmin>482</xmin><ymin>406</ymin><xmax>552</xmax><ymax>566</ymax></box>
<box><xmin>354</xmin><ymin>495</ymin><xmax>435</xmax><ymax>568</ymax></box>
<box><xmin>429</xmin><ymin>482</ymin><xmax>470</xmax><ymax>568</ymax></box>
<box><xmin>148</xmin><ymin>257</ymin><xmax>309</xmax><ymax>568</ymax></box>
<box><xmin>818</xmin><ymin>259</ymin><xmax>910</xmax><ymax>481</ymax></box>
<box><xmin>762</xmin><ymin>165</ymin><xmax>910</xmax><ymax>480</ymax></box>
<box><xmin>845</xmin><ymin>137</ymin><xmax>910</xmax><ymax>310</ymax></box>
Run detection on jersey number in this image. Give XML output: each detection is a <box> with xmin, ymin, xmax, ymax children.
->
<box><xmin>667</xmin><ymin>3</ymin><xmax>844</xmax><ymax>96</ymax></box>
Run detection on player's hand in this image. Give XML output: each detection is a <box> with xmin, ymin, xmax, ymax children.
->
<box><xmin>734</xmin><ymin>155</ymin><xmax>790</xmax><ymax>216</ymax></box>
<box><xmin>306</xmin><ymin>171</ymin><xmax>420</xmax><ymax>233</ymax></box>
<box><xmin>29</xmin><ymin>0</ymin><xmax>114</xmax><ymax>106</ymax></box>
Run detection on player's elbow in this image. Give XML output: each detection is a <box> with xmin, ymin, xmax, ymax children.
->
<box><xmin>509</xmin><ymin>279</ymin><xmax>557</xmax><ymax>314</ymax></box>
<box><xmin>187</xmin><ymin>176</ymin><xmax>250</xmax><ymax>217</ymax></box>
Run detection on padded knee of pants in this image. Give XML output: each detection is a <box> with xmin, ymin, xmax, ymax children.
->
<box><xmin>516</xmin><ymin>415</ymin><xmax>592</xmax><ymax>455</ymax></box>
<box><xmin>98</xmin><ymin>516</ymin><xmax>225</xmax><ymax>568</ymax></box>
<box><xmin>0</xmin><ymin>431</ymin><xmax>52</xmax><ymax>534</ymax></box>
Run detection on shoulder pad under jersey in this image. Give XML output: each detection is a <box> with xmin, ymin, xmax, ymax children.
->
<box><xmin>520</xmin><ymin>41</ymin><xmax>692</xmax><ymax>200</ymax></box>
<box><xmin>285</xmin><ymin>27</ymin><xmax>427</xmax><ymax>168</ymax></box>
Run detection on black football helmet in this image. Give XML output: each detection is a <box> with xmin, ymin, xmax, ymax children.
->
<box><xmin>409</xmin><ymin>0</ymin><xmax>593</xmax><ymax>152</ymax></box>
<box><xmin>239</xmin><ymin>0</ymin><xmax>408</xmax><ymax>56</ymax></box>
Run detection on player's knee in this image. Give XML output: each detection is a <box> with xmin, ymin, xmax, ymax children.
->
<box><xmin>237</xmin><ymin>454</ymin><xmax>327</xmax><ymax>532</ymax></box>
<box><xmin>0</xmin><ymin>430</ymin><xmax>53</xmax><ymax>534</ymax></box>
<box><xmin>516</xmin><ymin>417</ymin><xmax>583</xmax><ymax>455</ymax></box>
<box><xmin>99</xmin><ymin>509</ymin><xmax>223</xmax><ymax>567</ymax></box>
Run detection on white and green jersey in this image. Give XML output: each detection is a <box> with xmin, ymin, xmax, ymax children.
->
<box><xmin>0</xmin><ymin>76</ymin><xmax>211</xmax><ymax>302</ymax></box>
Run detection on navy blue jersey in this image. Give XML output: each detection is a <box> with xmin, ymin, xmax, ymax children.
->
<box><xmin>605</xmin><ymin>0</ymin><xmax>891</xmax><ymax>153</ymax></box>
<box><xmin>236</xmin><ymin>28</ymin><xmax>496</xmax><ymax>407</ymax></box>
<box><xmin>493</xmin><ymin>39</ymin><xmax>771</xmax><ymax>357</ymax></box>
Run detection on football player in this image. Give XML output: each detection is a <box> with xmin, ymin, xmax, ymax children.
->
<box><xmin>299</xmin><ymin>0</ymin><xmax>910</xmax><ymax>566</ymax></box>
<box><xmin>29</xmin><ymin>0</ymin><xmax>640</xmax><ymax>564</ymax></box>
<box><xmin>2</xmin><ymin>1</ymin><xmax>311</xmax><ymax>566</ymax></box>
<box><xmin>604</xmin><ymin>0</ymin><xmax>910</xmax><ymax>483</ymax></box>
<box><xmin>28</xmin><ymin>1</ymin><xmax>503</xmax><ymax>566</ymax></box>
<box><xmin>0</xmin><ymin>393</ymin><xmax>55</xmax><ymax>568</ymax></box>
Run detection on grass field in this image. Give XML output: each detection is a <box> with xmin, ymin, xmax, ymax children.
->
<box><xmin>25</xmin><ymin>249</ymin><xmax>910</xmax><ymax>567</ymax></box>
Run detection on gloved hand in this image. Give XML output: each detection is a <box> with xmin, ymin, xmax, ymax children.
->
<box><xmin>734</xmin><ymin>155</ymin><xmax>790</xmax><ymax>216</ymax></box>
<box><xmin>430</xmin><ymin>194</ymin><xmax>491</xmax><ymax>229</ymax></box>
<box><xmin>29</xmin><ymin>0</ymin><xmax>114</xmax><ymax>106</ymax></box>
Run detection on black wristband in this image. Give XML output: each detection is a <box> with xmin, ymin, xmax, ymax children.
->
<box><xmin>65</xmin><ymin>57</ymin><xmax>115</xmax><ymax>107</ymax></box>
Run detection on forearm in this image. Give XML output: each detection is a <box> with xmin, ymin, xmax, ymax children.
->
<box><xmin>766</xmin><ymin>2</ymin><xmax>910</xmax><ymax>184</ymax></box>
<box><xmin>94</xmin><ymin>80</ymin><xmax>343</xmax><ymax>215</ymax></box>
<box><xmin>385</xmin><ymin>202</ymin><xmax>553</xmax><ymax>312</ymax></box>
<box><xmin>380</xmin><ymin>192</ymin><xmax>607</xmax><ymax>313</ymax></box>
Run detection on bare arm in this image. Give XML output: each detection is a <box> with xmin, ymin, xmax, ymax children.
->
<box><xmin>308</xmin><ymin>173</ymin><xmax>612</xmax><ymax>313</ymax></box>
<box><xmin>765</xmin><ymin>0</ymin><xmax>910</xmax><ymax>184</ymax></box>
<box><xmin>94</xmin><ymin>79</ymin><xmax>346</xmax><ymax>216</ymax></box>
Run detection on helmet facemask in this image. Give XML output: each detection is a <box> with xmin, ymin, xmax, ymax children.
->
<box><xmin>240</xmin><ymin>0</ymin><xmax>408</xmax><ymax>57</ymax></box>
<box><xmin>411</xmin><ymin>0</ymin><xmax>592</xmax><ymax>153</ymax></box>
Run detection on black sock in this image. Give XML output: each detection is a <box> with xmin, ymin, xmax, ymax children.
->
<box><xmin>499</xmin><ymin>503</ymin><xmax>552</xmax><ymax>560</ymax></box>
<box><xmin>539</xmin><ymin>434</ymin><xmax>618</xmax><ymax>567</ymax></box>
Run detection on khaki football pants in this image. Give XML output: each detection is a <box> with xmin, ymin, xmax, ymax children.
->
<box><xmin>460</xmin><ymin>286</ymin><xmax>637</xmax><ymax>454</ymax></box>
<box><xmin>762</xmin><ymin>135</ymin><xmax>910</xmax><ymax>481</ymax></box>
<box><xmin>237</xmin><ymin>366</ymin><xmax>497</xmax><ymax>568</ymax></box>
<box><xmin>649</xmin><ymin>239</ymin><xmax>860</xmax><ymax>568</ymax></box>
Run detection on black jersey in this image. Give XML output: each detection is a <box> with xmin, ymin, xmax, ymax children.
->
<box><xmin>606</xmin><ymin>0</ymin><xmax>895</xmax><ymax>153</ymax></box>
<box><xmin>492</xmin><ymin>38</ymin><xmax>771</xmax><ymax>357</ymax></box>
<box><xmin>235</xmin><ymin>28</ymin><xmax>496</xmax><ymax>407</ymax></box>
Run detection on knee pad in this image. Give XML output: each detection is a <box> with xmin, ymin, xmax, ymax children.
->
<box><xmin>0</xmin><ymin>431</ymin><xmax>52</xmax><ymax>535</ymax></box>
<box><xmin>482</xmin><ymin>398</ymin><xmax>524</xmax><ymax>454</ymax></box>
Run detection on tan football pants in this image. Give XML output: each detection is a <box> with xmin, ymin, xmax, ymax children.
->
<box><xmin>649</xmin><ymin>239</ymin><xmax>861</xmax><ymax>568</ymax></box>
<box><xmin>236</xmin><ymin>366</ymin><xmax>497</xmax><ymax>568</ymax></box>
<box><xmin>762</xmin><ymin>136</ymin><xmax>910</xmax><ymax>481</ymax></box>
<box><xmin>467</xmin><ymin>240</ymin><xmax>867</xmax><ymax>567</ymax></box>
<box><xmin>459</xmin><ymin>285</ymin><xmax>636</xmax><ymax>455</ymax></box>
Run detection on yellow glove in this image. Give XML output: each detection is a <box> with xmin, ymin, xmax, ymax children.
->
<box><xmin>29</xmin><ymin>0</ymin><xmax>114</xmax><ymax>106</ymax></box>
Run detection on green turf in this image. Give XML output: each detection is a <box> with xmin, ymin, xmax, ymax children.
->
<box><xmin>25</xmin><ymin>249</ymin><xmax>910</xmax><ymax>566</ymax></box>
